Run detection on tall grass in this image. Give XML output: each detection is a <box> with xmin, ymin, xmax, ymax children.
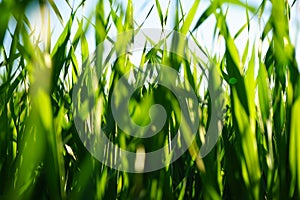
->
<box><xmin>0</xmin><ymin>0</ymin><xmax>299</xmax><ymax>199</ymax></box>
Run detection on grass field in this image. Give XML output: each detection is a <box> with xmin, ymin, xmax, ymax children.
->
<box><xmin>0</xmin><ymin>0</ymin><xmax>300</xmax><ymax>199</ymax></box>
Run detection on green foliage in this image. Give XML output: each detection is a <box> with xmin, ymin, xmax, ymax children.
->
<box><xmin>0</xmin><ymin>0</ymin><xmax>299</xmax><ymax>199</ymax></box>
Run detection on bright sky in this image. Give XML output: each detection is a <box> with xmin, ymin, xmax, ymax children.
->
<box><xmin>2</xmin><ymin>0</ymin><xmax>300</xmax><ymax>75</ymax></box>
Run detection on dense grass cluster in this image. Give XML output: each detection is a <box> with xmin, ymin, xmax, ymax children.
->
<box><xmin>0</xmin><ymin>0</ymin><xmax>300</xmax><ymax>199</ymax></box>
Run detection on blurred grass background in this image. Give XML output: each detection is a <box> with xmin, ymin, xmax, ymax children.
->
<box><xmin>0</xmin><ymin>0</ymin><xmax>300</xmax><ymax>199</ymax></box>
